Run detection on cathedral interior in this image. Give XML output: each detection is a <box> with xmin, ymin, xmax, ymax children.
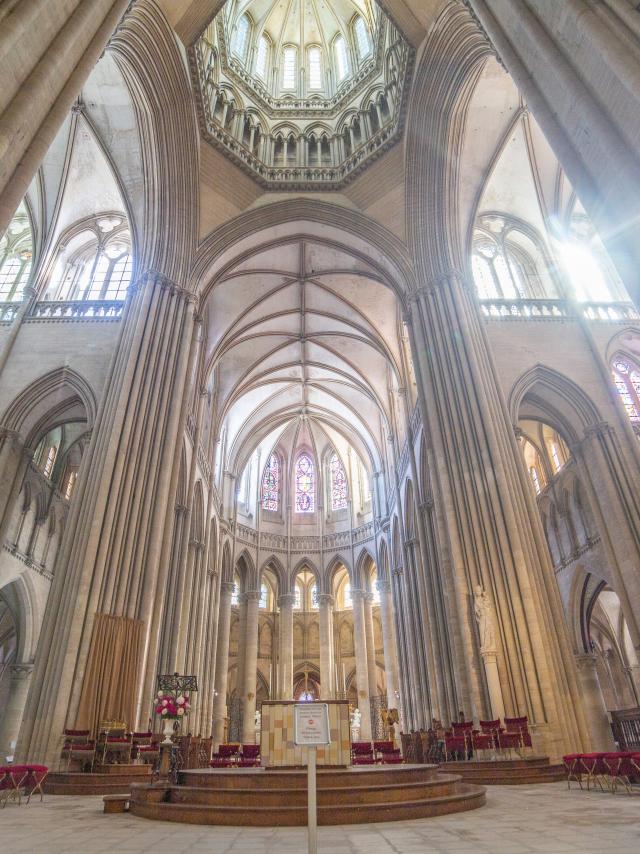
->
<box><xmin>1</xmin><ymin>1</ymin><xmax>640</xmax><ymax>846</ymax></box>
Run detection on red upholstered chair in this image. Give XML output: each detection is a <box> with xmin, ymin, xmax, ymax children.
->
<box><xmin>444</xmin><ymin>730</ymin><xmax>465</xmax><ymax>761</ymax></box>
<box><xmin>20</xmin><ymin>765</ymin><xmax>48</xmax><ymax>804</ymax></box>
<box><xmin>352</xmin><ymin>741</ymin><xmax>375</xmax><ymax>764</ymax></box>
<box><xmin>562</xmin><ymin>754</ymin><xmax>583</xmax><ymax>790</ymax></box>
<box><xmin>100</xmin><ymin>736</ymin><xmax>132</xmax><ymax>765</ymax></box>
<box><xmin>471</xmin><ymin>730</ymin><xmax>494</xmax><ymax>759</ymax></box>
<box><xmin>503</xmin><ymin>716</ymin><xmax>532</xmax><ymax>751</ymax></box>
<box><xmin>132</xmin><ymin>732</ymin><xmax>160</xmax><ymax>767</ymax></box>
<box><xmin>604</xmin><ymin>752</ymin><xmax>636</xmax><ymax>794</ymax></box>
<box><xmin>374</xmin><ymin>741</ymin><xmax>402</xmax><ymax>763</ymax></box>
<box><xmin>0</xmin><ymin>766</ymin><xmax>28</xmax><ymax>806</ymax></box>
<box><xmin>60</xmin><ymin>739</ymin><xmax>96</xmax><ymax>772</ymax></box>
<box><xmin>60</xmin><ymin>729</ymin><xmax>91</xmax><ymax>771</ymax></box>
<box><xmin>210</xmin><ymin>743</ymin><xmax>240</xmax><ymax>767</ymax></box>
<box><xmin>450</xmin><ymin>722</ymin><xmax>473</xmax><ymax>760</ymax></box>
<box><xmin>578</xmin><ymin>753</ymin><xmax>610</xmax><ymax>791</ymax></box>
<box><xmin>239</xmin><ymin>744</ymin><xmax>261</xmax><ymax>767</ymax></box>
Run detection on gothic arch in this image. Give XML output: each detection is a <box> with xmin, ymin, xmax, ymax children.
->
<box><xmin>509</xmin><ymin>364</ymin><xmax>603</xmax><ymax>443</ymax></box>
<box><xmin>2</xmin><ymin>367</ymin><xmax>97</xmax><ymax>444</ymax></box>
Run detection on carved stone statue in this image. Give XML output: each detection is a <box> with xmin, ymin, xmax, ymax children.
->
<box><xmin>350</xmin><ymin>707</ymin><xmax>361</xmax><ymax>742</ymax></box>
<box><xmin>474</xmin><ymin>585</ymin><xmax>496</xmax><ymax>653</ymax></box>
<box><xmin>255</xmin><ymin>709</ymin><xmax>261</xmax><ymax>732</ymax></box>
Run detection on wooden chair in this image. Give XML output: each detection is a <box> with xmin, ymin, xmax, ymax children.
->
<box><xmin>98</xmin><ymin>721</ymin><xmax>131</xmax><ymax>765</ymax></box>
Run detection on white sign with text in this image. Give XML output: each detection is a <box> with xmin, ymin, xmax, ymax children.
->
<box><xmin>294</xmin><ymin>703</ymin><xmax>331</xmax><ymax>746</ymax></box>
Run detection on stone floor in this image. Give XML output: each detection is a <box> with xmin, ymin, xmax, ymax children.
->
<box><xmin>0</xmin><ymin>782</ymin><xmax>638</xmax><ymax>853</ymax></box>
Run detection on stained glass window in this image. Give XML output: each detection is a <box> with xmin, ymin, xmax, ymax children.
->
<box><xmin>231</xmin><ymin>582</ymin><xmax>239</xmax><ymax>605</ymax></box>
<box><xmin>294</xmin><ymin>584</ymin><xmax>302</xmax><ymax>609</ymax></box>
<box><xmin>259</xmin><ymin>583</ymin><xmax>268</xmax><ymax>609</ymax></box>
<box><xmin>343</xmin><ymin>582</ymin><xmax>352</xmax><ymax>608</ymax></box>
<box><xmin>612</xmin><ymin>358</ymin><xmax>640</xmax><ymax>423</ymax></box>
<box><xmin>261</xmin><ymin>453</ymin><xmax>280</xmax><ymax>511</ymax></box>
<box><xmin>311</xmin><ymin>585</ymin><xmax>319</xmax><ymax>609</ymax></box>
<box><xmin>330</xmin><ymin>452</ymin><xmax>348</xmax><ymax>511</ymax></box>
<box><xmin>295</xmin><ymin>452</ymin><xmax>315</xmax><ymax>512</ymax></box>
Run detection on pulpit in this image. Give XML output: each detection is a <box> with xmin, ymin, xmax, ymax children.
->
<box><xmin>260</xmin><ymin>701</ymin><xmax>351</xmax><ymax>767</ymax></box>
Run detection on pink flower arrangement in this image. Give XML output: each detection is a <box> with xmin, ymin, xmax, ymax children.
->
<box><xmin>154</xmin><ymin>690</ymin><xmax>191</xmax><ymax>720</ymax></box>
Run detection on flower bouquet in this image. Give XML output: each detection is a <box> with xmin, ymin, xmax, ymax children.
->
<box><xmin>154</xmin><ymin>690</ymin><xmax>191</xmax><ymax>743</ymax></box>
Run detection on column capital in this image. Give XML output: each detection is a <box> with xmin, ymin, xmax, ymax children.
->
<box><xmin>574</xmin><ymin>652</ymin><xmax>599</xmax><ymax>671</ymax></box>
<box><xmin>376</xmin><ymin>579</ymin><xmax>391</xmax><ymax>593</ymax></box>
<box><xmin>242</xmin><ymin>590</ymin><xmax>262</xmax><ymax>603</ymax></box>
<box><xmin>220</xmin><ymin>581</ymin><xmax>235</xmax><ymax>595</ymax></box>
<box><xmin>317</xmin><ymin>593</ymin><xmax>334</xmax><ymax>607</ymax></box>
<box><xmin>349</xmin><ymin>587</ymin><xmax>366</xmax><ymax>601</ymax></box>
<box><xmin>278</xmin><ymin>593</ymin><xmax>296</xmax><ymax>608</ymax></box>
<box><xmin>9</xmin><ymin>662</ymin><xmax>34</xmax><ymax>679</ymax></box>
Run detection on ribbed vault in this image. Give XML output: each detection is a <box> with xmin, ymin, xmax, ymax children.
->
<box><xmin>203</xmin><ymin>236</ymin><xmax>406</xmax><ymax>479</ymax></box>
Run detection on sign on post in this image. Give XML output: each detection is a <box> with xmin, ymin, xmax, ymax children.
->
<box><xmin>294</xmin><ymin>703</ymin><xmax>331</xmax><ymax>854</ymax></box>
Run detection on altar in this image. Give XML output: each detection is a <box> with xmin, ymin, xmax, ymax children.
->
<box><xmin>260</xmin><ymin>700</ymin><xmax>351</xmax><ymax>767</ymax></box>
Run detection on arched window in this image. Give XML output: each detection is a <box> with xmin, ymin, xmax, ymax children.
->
<box><xmin>308</xmin><ymin>46</ymin><xmax>322</xmax><ymax>90</ymax></box>
<box><xmin>295</xmin><ymin>453</ymin><xmax>315</xmax><ymax>513</ymax></box>
<box><xmin>231</xmin><ymin>581</ymin><xmax>240</xmax><ymax>606</ymax></box>
<box><xmin>560</xmin><ymin>213</ymin><xmax>626</xmax><ymax>303</ymax></box>
<box><xmin>612</xmin><ymin>358</ymin><xmax>640</xmax><ymax>423</ymax></box>
<box><xmin>255</xmin><ymin>34</ymin><xmax>269</xmax><ymax>79</ymax></box>
<box><xmin>0</xmin><ymin>201</ymin><xmax>33</xmax><ymax>302</ymax></box>
<box><xmin>259</xmin><ymin>583</ymin><xmax>268</xmax><ymax>609</ymax></box>
<box><xmin>520</xmin><ymin>435</ymin><xmax>547</xmax><ymax>495</ymax></box>
<box><xmin>261</xmin><ymin>452</ymin><xmax>280</xmax><ymax>511</ymax></box>
<box><xmin>233</xmin><ymin>14</ymin><xmax>250</xmax><ymax>60</ymax></box>
<box><xmin>48</xmin><ymin>229</ymin><xmax>132</xmax><ymax>302</ymax></box>
<box><xmin>282</xmin><ymin>46</ymin><xmax>297</xmax><ymax>89</ymax></box>
<box><xmin>329</xmin><ymin>452</ymin><xmax>348</xmax><ymax>511</ymax></box>
<box><xmin>353</xmin><ymin>16</ymin><xmax>372</xmax><ymax>60</ymax></box>
<box><xmin>294</xmin><ymin>583</ymin><xmax>302</xmax><ymax>610</ymax></box>
<box><xmin>472</xmin><ymin>237</ymin><xmax>525</xmax><ymax>299</ymax></box>
<box><xmin>311</xmin><ymin>585</ymin><xmax>319</xmax><ymax>609</ymax></box>
<box><xmin>334</xmin><ymin>36</ymin><xmax>349</xmax><ymax>83</ymax></box>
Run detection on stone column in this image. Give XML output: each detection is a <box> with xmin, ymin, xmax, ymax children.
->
<box><xmin>278</xmin><ymin>594</ymin><xmax>295</xmax><ymax>700</ymax></box>
<box><xmin>403</xmin><ymin>270</ymin><xmax>590</xmax><ymax>759</ymax></box>
<box><xmin>241</xmin><ymin>591</ymin><xmax>261</xmax><ymax>743</ymax></box>
<box><xmin>363</xmin><ymin>593</ymin><xmax>379</xmax><ymax>698</ymax></box>
<box><xmin>574</xmin><ymin>653</ymin><xmax>615</xmax><ymax>751</ymax></box>
<box><xmin>0</xmin><ymin>664</ymin><xmax>33</xmax><ymax>760</ymax></box>
<box><xmin>350</xmin><ymin>589</ymin><xmax>372</xmax><ymax>740</ymax></box>
<box><xmin>376</xmin><ymin>579</ymin><xmax>400</xmax><ymax>705</ymax></box>
<box><xmin>212</xmin><ymin>581</ymin><xmax>234</xmax><ymax>749</ymax></box>
<box><xmin>17</xmin><ymin>274</ymin><xmax>198</xmax><ymax>765</ymax></box>
<box><xmin>318</xmin><ymin>594</ymin><xmax>334</xmax><ymax>699</ymax></box>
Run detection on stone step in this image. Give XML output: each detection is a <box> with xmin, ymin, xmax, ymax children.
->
<box><xmin>130</xmin><ymin>782</ymin><xmax>486</xmax><ymax>826</ymax></box>
<box><xmin>167</xmin><ymin>773</ymin><xmax>464</xmax><ymax>807</ymax></box>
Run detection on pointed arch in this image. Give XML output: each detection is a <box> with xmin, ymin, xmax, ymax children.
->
<box><xmin>509</xmin><ymin>364</ymin><xmax>602</xmax><ymax>443</ymax></box>
<box><xmin>2</xmin><ymin>367</ymin><xmax>97</xmax><ymax>443</ymax></box>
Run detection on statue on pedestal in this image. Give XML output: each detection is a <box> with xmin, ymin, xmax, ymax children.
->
<box><xmin>350</xmin><ymin>707</ymin><xmax>361</xmax><ymax>742</ymax></box>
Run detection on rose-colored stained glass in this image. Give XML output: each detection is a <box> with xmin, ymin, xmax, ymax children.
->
<box><xmin>295</xmin><ymin>453</ymin><xmax>315</xmax><ymax>512</ymax></box>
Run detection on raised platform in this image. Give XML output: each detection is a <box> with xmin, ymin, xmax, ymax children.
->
<box><xmin>129</xmin><ymin>764</ymin><xmax>486</xmax><ymax>826</ymax></box>
<box><xmin>44</xmin><ymin>764</ymin><xmax>152</xmax><ymax>795</ymax></box>
<box><xmin>441</xmin><ymin>756</ymin><xmax>565</xmax><ymax>785</ymax></box>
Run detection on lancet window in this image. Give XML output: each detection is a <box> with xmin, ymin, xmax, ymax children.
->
<box><xmin>334</xmin><ymin>36</ymin><xmax>349</xmax><ymax>82</ymax></box>
<box><xmin>354</xmin><ymin>16</ymin><xmax>372</xmax><ymax>60</ymax></box>
<box><xmin>233</xmin><ymin>14</ymin><xmax>250</xmax><ymax>60</ymax></box>
<box><xmin>329</xmin><ymin>452</ymin><xmax>348</xmax><ymax>510</ymax></box>
<box><xmin>0</xmin><ymin>201</ymin><xmax>33</xmax><ymax>302</ymax></box>
<box><xmin>261</xmin><ymin>452</ymin><xmax>280</xmax><ymax>511</ymax></box>
<box><xmin>295</xmin><ymin>452</ymin><xmax>315</xmax><ymax>513</ymax></box>
<box><xmin>612</xmin><ymin>358</ymin><xmax>640</xmax><ymax>423</ymax></box>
